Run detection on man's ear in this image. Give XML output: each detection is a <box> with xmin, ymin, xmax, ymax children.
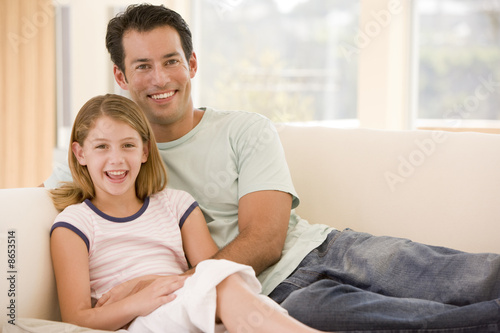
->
<box><xmin>72</xmin><ymin>142</ymin><xmax>87</xmax><ymax>165</ymax></box>
<box><xmin>113</xmin><ymin>64</ymin><xmax>129</xmax><ymax>90</ymax></box>
<box><xmin>188</xmin><ymin>51</ymin><xmax>198</xmax><ymax>79</ymax></box>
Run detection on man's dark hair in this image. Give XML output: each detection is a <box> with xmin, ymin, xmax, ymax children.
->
<box><xmin>105</xmin><ymin>3</ymin><xmax>193</xmax><ymax>74</ymax></box>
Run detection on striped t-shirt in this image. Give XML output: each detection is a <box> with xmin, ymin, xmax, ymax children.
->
<box><xmin>50</xmin><ymin>188</ymin><xmax>198</xmax><ymax>299</ymax></box>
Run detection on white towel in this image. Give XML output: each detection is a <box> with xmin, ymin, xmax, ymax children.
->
<box><xmin>126</xmin><ymin>259</ymin><xmax>284</xmax><ymax>333</ymax></box>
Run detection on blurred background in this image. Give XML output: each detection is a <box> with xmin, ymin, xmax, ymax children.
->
<box><xmin>1</xmin><ymin>0</ymin><xmax>499</xmax><ymax>188</ymax></box>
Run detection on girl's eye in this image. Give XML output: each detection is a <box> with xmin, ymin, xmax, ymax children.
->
<box><xmin>96</xmin><ymin>144</ymin><xmax>106</xmax><ymax>149</ymax></box>
<box><xmin>124</xmin><ymin>143</ymin><xmax>135</xmax><ymax>148</ymax></box>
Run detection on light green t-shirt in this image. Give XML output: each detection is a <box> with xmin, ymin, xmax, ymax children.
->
<box><xmin>45</xmin><ymin>107</ymin><xmax>333</xmax><ymax>294</ymax></box>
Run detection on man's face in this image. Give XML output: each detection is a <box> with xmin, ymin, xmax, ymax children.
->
<box><xmin>114</xmin><ymin>26</ymin><xmax>197</xmax><ymax>133</ymax></box>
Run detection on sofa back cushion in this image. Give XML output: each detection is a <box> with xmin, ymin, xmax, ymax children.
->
<box><xmin>278</xmin><ymin>125</ymin><xmax>500</xmax><ymax>254</ymax></box>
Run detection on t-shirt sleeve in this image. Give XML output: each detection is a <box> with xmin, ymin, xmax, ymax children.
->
<box><xmin>235</xmin><ymin>116</ymin><xmax>300</xmax><ymax>209</ymax></box>
<box><xmin>44</xmin><ymin>161</ymin><xmax>73</xmax><ymax>189</ymax></box>
<box><xmin>50</xmin><ymin>205</ymin><xmax>93</xmax><ymax>252</ymax></box>
<box><xmin>163</xmin><ymin>189</ymin><xmax>200</xmax><ymax>228</ymax></box>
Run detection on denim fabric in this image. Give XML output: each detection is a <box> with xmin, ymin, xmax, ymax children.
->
<box><xmin>269</xmin><ymin>229</ymin><xmax>500</xmax><ymax>332</ymax></box>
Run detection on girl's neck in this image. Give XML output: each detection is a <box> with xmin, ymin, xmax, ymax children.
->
<box><xmin>91</xmin><ymin>194</ymin><xmax>144</xmax><ymax>218</ymax></box>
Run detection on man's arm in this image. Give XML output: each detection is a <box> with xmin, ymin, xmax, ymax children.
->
<box><xmin>211</xmin><ymin>190</ymin><xmax>292</xmax><ymax>275</ymax></box>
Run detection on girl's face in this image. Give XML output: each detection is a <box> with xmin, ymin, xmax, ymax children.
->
<box><xmin>72</xmin><ymin>116</ymin><xmax>148</xmax><ymax>202</ymax></box>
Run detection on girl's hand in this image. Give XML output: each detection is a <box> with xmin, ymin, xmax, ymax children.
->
<box><xmin>126</xmin><ymin>276</ymin><xmax>187</xmax><ymax>317</ymax></box>
<box><xmin>95</xmin><ymin>275</ymin><xmax>187</xmax><ymax>308</ymax></box>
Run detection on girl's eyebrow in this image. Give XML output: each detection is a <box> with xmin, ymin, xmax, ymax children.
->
<box><xmin>87</xmin><ymin>137</ymin><xmax>140</xmax><ymax>143</ymax></box>
<box><xmin>120</xmin><ymin>137</ymin><xmax>141</xmax><ymax>142</ymax></box>
<box><xmin>87</xmin><ymin>137</ymin><xmax>108</xmax><ymax>143</ymax></box>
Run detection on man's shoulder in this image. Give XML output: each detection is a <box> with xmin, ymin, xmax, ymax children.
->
<box><xmin>203</xmin><ymin>108</ymin><xmax>272</xmax><ymax>134</ymax></box>
<box><xmin>204</xmin><ymin>107</ymin><xmax>269</xmax><ymax>124</ymax></box>
<box><xmin>44</xmin><ymin>162</ymin><xmax>72</xmax><ymax>188</ymax></box>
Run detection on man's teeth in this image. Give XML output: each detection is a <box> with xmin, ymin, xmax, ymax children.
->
<box><xmin>151</xmin><ymin>92</ymin><xmax>174</xmax><ymax>100</ymax></box>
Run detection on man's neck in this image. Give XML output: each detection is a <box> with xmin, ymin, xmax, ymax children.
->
<box><xmin>153</xmin><ymin>108</ymin><xmax>205</xmax><ymax>143</ymax></box>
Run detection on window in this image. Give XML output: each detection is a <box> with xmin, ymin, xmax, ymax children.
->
<box><xmin>55</xmin><ymin>5</ymin><xmax>72</xmax><ymax>149</ymax></box>
<box><xmin>192</xmin><ymin>0</ymin><xmax>360</xmax><ymax>123</ymax></box>
<box><xmin>415</xmin><ymin>0</ymin><xmax>500</xmax><ymax>129</ymax></box>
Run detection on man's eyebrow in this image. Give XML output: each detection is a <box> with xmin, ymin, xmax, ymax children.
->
<box><xmin>163</xmin><ymin>52</ymin><xmax>181</xmax><ymax>59</ymax></box>
<box><xmin>132</xmin><ymin>58</ymin><xmax>151</xmax><ymax>64</ymax></box>
<box><xmin>131</xmin><ymin>52</ymin><xmax>181</xmax><ymax>65</ymax></box>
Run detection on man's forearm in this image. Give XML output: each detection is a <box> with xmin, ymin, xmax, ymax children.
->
<box><xmin>211</xmin><ymin>191</ymin><xmax>291</xmax><ymax>275</ymax></box>
<box><xmin>210</xmin><ymin>227</ymin><xmax>284</xmax><ymax>275</ymax></box>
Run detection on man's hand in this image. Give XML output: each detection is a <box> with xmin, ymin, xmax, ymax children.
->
<box><xmin>95</xmin><ymin>275</ymin><xmax>187</xmax><ymax>308</ymax></box>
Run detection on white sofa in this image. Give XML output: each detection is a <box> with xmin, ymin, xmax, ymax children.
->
<box><xmin>1</xmin><ymin>126</ymin><xmax>500</xmax><ymax>332</ymax></box>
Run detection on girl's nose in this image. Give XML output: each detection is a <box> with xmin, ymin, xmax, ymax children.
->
<box><xmin>108</xmin><ymin>149</ymin><xmax>125</xmax><ymax>164</ymax></box>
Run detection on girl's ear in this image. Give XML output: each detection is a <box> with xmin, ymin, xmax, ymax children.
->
<box><xmin>72</xmin><ymin>142</ymin><xmax>87</xmax><ymax>165</ymax></box>
<box><xmin>142</xmin><ymin>142</ymin><xmax>149</xmax><ymax>163</ymax></box>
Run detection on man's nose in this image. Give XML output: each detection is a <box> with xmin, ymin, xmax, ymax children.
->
<box><xmin>151</xmin><ymin>66</ymin><xmax>171</xmax><ymax>86</ymax></box>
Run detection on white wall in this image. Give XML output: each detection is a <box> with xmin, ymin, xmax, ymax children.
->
<box><xmin>357</xmin><ymin>0</ymin><xmax>414</xmax><ymax>130</ymax></box>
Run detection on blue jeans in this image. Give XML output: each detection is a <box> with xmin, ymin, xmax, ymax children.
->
<box><xmin>269</xmin><ymin>229</ymin><xmax>500</xmax><ymax>332</ymax></box>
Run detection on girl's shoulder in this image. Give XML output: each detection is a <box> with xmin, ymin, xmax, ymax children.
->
<box><xmin>55</xmin><ymin>200</ymin><xmax>91</xmax><ymax>220</ymax></box>
<box><xmin>52</xmin><ymin>201</ymin><xmax>95</xmax><ymax>238</ymax></box>
<box><xmin>150</xmin><ymin>188</ymin><xmax>198</xmax><ymax>218</ymax></box>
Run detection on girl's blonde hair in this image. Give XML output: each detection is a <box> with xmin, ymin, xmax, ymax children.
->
<box><xmin>50</xmin><ymin>94</ymin><xmax>167</xmax><ymax>211</ymax></box>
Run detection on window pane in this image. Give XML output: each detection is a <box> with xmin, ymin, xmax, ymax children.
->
<box><xmin>194</xmin><ymin>0</ymin><xmax>359</xmax><ymax>122</ymax></box>
<box><xmin>416</xmin><ymin>0</ymin><xmax>500</xmax><ymax>124</ymax></box>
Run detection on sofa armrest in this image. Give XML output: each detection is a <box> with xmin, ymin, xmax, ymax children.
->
<box><xmin>0</xmin><ymin>188</ymin><xmax>61</xmax><ymax>329</ymax></box>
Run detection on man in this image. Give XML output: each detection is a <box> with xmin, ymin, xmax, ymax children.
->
<box><xmin>45</xmin><ymin>4</ymin><xmax>500</xmax><ymax>331</ymax></box>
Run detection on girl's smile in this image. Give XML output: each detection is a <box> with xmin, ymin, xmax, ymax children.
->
<box><xmin>72</xmin><ymin>116</ymin><xmax>148</xmax><ymax>211</ymax></box>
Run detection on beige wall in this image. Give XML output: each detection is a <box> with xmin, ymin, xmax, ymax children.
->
<box><xmin>0</xmin><ymin>0</ymin><xmax>56</xmax><ymax>188</ymax></box>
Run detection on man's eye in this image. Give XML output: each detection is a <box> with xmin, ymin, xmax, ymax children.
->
<box><xmin>166</xmin><ymin>59</ymin><xmax>179</xmax><ymax>66</ymax></box>
<box><xmin>136</xmin><ymin>64</ymin><xmax>149</xmax><ymax>70</ymax></box>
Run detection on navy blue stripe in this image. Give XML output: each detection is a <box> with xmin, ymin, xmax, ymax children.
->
<box><xmin>50</xmin><ymin>222</ymin><xmax>90</xmax><ymax>252</ymax></box>
<box><xmin>84</xmin><ymin>198</ymin><xmax>150</xmax><ymax>222</ymax></box>
<box><xmin>179</xmin><ymin>202</ymin><xmax>199</xmax><ymax>229</ymax></box>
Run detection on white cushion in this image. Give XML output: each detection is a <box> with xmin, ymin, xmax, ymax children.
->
<box><xmin>278</xmin><ymin>126</ymin><xmax>500</xmax><ymax>254</ymax></box>
<box><xmin>0</xmin><ymin>188</ymin><xmax>60</xmax><ymax>330</ymax></box>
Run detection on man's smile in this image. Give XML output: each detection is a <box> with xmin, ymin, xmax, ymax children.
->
<box><xmin>150</xmin><ymin>91</ymin><xmax>176</xmax><ymax>100</ymax></box>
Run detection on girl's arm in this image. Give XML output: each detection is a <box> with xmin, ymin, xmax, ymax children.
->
<box><xmin>94</xmin><ymin>206</ymin><xmax>211</xmax><ymax>309</ymax></box>
<box><xmin>93</xmin><ymin>205</ymin><xmax>214</xmax><ymax>310</ymax></box>
<box><xmin>94</xmin><ymin>273</ymin><xmax>186</xmax><ymax>308</ymax></box>
<box><xmin>51</xmin><ymin>227</ymin><xmax>176</xmax><ymax>330</ymax></box>
<box><xmin>181</xmin><ymin>206</ymin><xmax>219</xmax><ymax>267</ymax></box>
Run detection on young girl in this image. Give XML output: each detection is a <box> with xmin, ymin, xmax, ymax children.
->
<box><xmin>50</xmin><ymin>94</ymin><xmax>321</xmax><ymax>333</ymax></box>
